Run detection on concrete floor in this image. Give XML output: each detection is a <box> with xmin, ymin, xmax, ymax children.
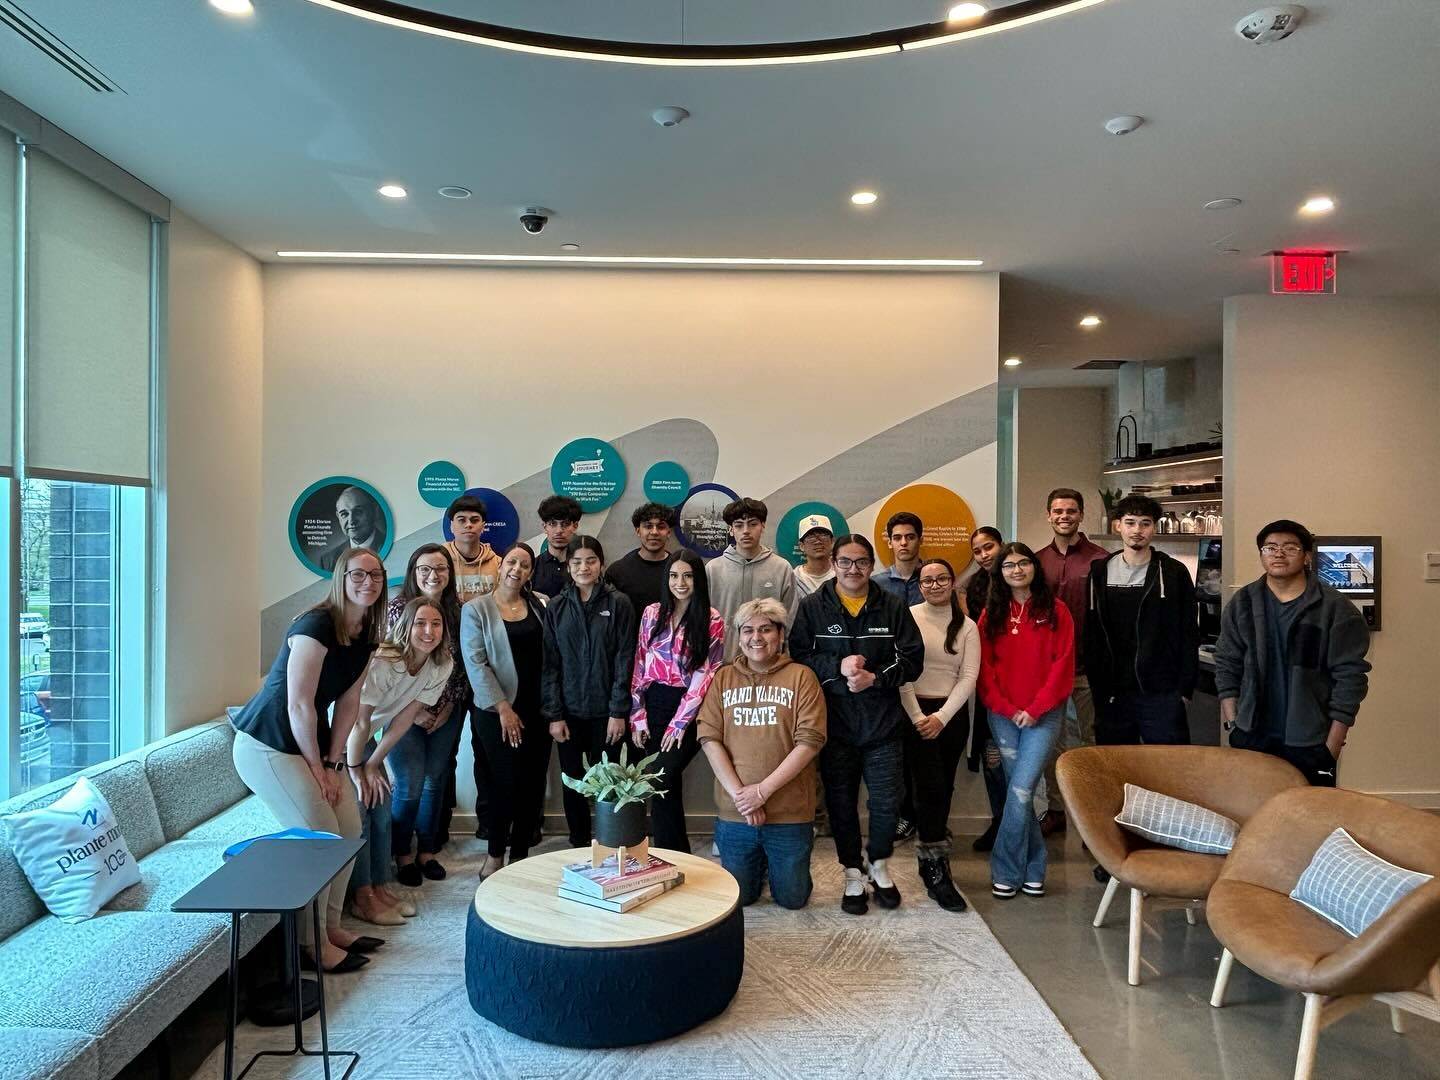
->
<box><xmin>948</xmin><ymin>827</ymin><xmax>1440</xmax><ymax>1080</ymax></box>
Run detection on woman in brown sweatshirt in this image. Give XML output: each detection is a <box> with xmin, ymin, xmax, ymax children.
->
<box><xmin>697</xmin><ymin>598</ymin><xmax>827</xmax><ymax>909</ymax></box>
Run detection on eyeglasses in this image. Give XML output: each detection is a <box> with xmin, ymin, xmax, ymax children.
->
<box><xmin>918</xmin><ymin>575</ymin><xmax>953</xmax><ymax>589</ymax></box>
<box><xmin>1261</xmin><ymin>543</ymin><xmax>1304</xmax><ymax>556</ymax></box>
<box><xmin>345</xmin><ymin>569</ymin><xmax>386</xmax><ymax>584</ymax></box>
<box><xmin>414</xmin><ymin>565</ymin><xmax>448</xmax><ymax>579</ymax></box>
<box><xmin>1000</xmin><ymin>559</ymin><xmax>1034</xmax><ymax>573</ymax></box>
<box><xmin>834</xmin><ymin>557</ymin><xmax>874</xmax><ymax>571</ymax></box>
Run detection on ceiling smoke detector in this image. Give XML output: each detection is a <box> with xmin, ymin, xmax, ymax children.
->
<box><xmin>1235</xmin><ymin>5</ymin><xmax>1306</xmax><ymax>44</ymax></box>
<box><xmin>652</xmin><ymin>106</ymin><xmax>690</xmax><ymax>127</ymax></box>
<box><xmin>1104</xmin><ymin>115</ymin><xmax>1144</xmax><ymax>136</ymax></box>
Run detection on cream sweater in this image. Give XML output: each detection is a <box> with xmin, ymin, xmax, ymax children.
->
<box><xmin>900</xmin><ymin>601</ymin><xmax>981</xmax><ymax>725</ymax></box>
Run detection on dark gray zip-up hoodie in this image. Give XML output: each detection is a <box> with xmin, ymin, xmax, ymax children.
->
<box><xmin>540</xmin><ymin>581</ymin><xmax>636</xmax><ymax>721</ymax></box>
<box><xmin>1213</xmin><ymin>575</ymin><xmax>1371</xmax><ymax>746</ymax></box>
<box><xmin>1084</xmin><ymin>549</ymin><xmax>1199</xmax><ymax>703</ymax></box>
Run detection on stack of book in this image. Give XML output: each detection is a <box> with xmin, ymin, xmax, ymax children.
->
<box><xmin>557</xmin><ymin>852</ymin><xmax>684</xmax><ymax>913</ymax></box>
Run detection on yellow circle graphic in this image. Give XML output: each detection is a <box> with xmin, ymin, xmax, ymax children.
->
<box><xmin>872</xmin><ymin>484</ymin><xmax>978</xmax><ymax>573</ymax></box>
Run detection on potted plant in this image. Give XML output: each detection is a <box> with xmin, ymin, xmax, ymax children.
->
<box><xmin>560</xmin><ymin>745</ymin><xmax>666</xmax><ymax>850</ymax></box>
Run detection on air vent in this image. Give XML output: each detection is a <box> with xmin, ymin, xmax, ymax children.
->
<box><xmin>1074</xmin><ymin>360</ymin><xmax>1125</xmax><ymax>370</ymax></box>
<box><xmin>0</xmin><ymin>2</ymin><xmax>122</xmax><ymax>93</ymax></box>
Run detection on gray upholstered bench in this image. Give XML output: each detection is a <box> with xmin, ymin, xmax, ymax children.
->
<box><xmin>0</xmin><ymin>720</ymin><xmax>281</xmax><ymax>1080</ymax></box>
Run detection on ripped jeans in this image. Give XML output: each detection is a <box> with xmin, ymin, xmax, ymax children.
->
<box><xmin>987</xmin><ymin>706</ymin><xmax>1063</xmax><ymax>888</ymax></box>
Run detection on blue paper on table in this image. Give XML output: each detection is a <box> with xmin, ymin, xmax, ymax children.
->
<box><xmin>223</xmin><ymin>828</ymin><xmax>342</xmax><ymax>861</ymax></box>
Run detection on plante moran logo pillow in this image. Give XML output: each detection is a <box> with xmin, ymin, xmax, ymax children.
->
<box><xmin>2</xmin><ymin>776</ymin><xmax>142</xmax><ymax>922</ymax></box>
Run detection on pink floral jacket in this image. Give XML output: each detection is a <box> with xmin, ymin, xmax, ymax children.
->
<box><xmin>630</xmin><ymin>604</ymin><xmax>726</xmax><ymax>736</ymax></box>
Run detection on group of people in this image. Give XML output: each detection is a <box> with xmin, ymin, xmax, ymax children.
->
<box><xmin>229</xmin><ymin>485</ymin><xmax>1371</xmax><ymax>973</ymax></box>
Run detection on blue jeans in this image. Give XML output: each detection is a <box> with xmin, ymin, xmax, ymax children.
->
<box><xmin>714</xmin><ymin>819</ymin><xmax>814</xmax><ymax>909</ymax></box>
<box><xmin>350</xmin><ymin>746</ymin><xmax>393</xmax><ymax>889</ymax></box>
<box><xmin>389</xmin><ymin>715</ymin><xmax>464</xmax><ymax>856</ymax></box>
<box><xmin>987</xmin><ymin>706</ymin><xmax>1063</xmax><ymax>888</ymax></box>
<box><xmin>819</xmin><ymin>737</ymin><xmax>904</xmax><ymax>870</ymax></box>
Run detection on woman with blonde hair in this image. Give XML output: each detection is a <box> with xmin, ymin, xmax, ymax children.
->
<box><xmin>231</xmin><ymin>547</ymin><xmax>387</xmax><ymax>973</ymax></box>
<box><xmin>346</xmin><ymin>596</ymin><xmax>453</xmax><ymax>922</ymax></box>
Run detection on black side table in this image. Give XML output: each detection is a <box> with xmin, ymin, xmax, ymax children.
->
<box><xmin>173</xmin><ymin>836</ymin><xmax>365</xmax><ymax>1080</ymax></box>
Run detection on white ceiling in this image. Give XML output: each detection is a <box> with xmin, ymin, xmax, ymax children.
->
<box><xmin>3</xmin><ymin>0</ymin><xmax>1438</xmax><ymax>380</ymax></box>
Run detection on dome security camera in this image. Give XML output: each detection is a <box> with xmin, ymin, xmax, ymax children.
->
<box><xmin>1235</xmin><ymin>5</ymin><xmax>1306</xmax><ymax>44</ymax></box>
<box><xmin>519</xmin><ymin>207</ymin><xmax>551</xmax><ymax>234</ymax></box>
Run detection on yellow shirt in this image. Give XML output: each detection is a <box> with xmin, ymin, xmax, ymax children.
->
<box><xmin>839</xmin><ymin>591</ymin><xmax>866</xmax><ymax>618</ymax></box>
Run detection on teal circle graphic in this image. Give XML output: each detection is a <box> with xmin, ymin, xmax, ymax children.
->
<box><xmin>288</xmin><ymin>476</ymin><xmax>395</xmax><ymax>578</ymax></box>
<box><xmin>775</xmin><ymin>501</ymin><xmax>849</xmax><ymax>567</ymax></box>
<box><xmin>550</xmin><ymin>437</ymin><xmax>626</xmax><ymax>512</ymax></box>
<box><xmin>418</xmin><ymin>460</ymin><xmax>466</xmax><ymax>508</ymax></box>
<box><xmin>643</xmin><ymin>461</ymin><xmax>690</xmax><ymax>506</ymax></box>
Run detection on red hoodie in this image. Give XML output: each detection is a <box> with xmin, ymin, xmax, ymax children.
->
<box><xmin>978</xmin><ymin>599</ymin><xmax>1075</xmax><ymax>719</ymax></box>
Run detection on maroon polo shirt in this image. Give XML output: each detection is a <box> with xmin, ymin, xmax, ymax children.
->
<box><xmin>1037</xmin><ymin>533</ymin><xmax>1110</xmax><ymax>674</ymax></box>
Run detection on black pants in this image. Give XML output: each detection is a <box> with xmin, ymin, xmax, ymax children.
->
<box><xmin>466</xmin><ymin>700</ymin><xmax>492</xmax><ymax>836</ymax></box>
<box><xmin>1228</xmin><ymin>728</ymin><xmax>1338</xmax><ymax>787</ymax></box>
<box><xmin>906</xmin><ymin>698</ymin><xmax>970</xmax><ymax>846</ymax></box>
<box><xmin>820</xmin><ymin>737</ymin><xmax>904</xmax><ymax>870</ymax></box>
<box><xmin>435</xmin><ymin>691</ymin><xmax>475</xmax><ymax>846</ymax></box>
<box><xmin>1096</xmin><ymin>691</ymin><xmax>1190</xmax><ymax>746</ymax></box>
<box><xmin>642</xmin><ymin>684</ymin><xmax>702</xmax><ymax>853</ymax></box>
<box><xmin>474</xmin><ymin>708</ymin><xmax>553</xmax><ymax>860</ymax></box>
<box><xmin>555</xmin><ymin>714</ymin><xmax>617</xmax><ymax>846</ymax></box>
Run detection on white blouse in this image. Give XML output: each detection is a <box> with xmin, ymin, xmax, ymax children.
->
<box><xmin>899</xmin><ymin>601</ymin><xmax>981</xmax><ymax>726</ymax></box>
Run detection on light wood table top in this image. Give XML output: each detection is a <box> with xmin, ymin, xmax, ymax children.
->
<box><xmin>472</xmin><ymin>847</ymin><xmax>739</xmax><ymax>949</ymax></box>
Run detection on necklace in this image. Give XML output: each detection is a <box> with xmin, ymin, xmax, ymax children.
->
<box><xmin>451</xmin><ymin>542</ymin><xmax>483</xmax><ymax>567</ymax></box>
<box><xmin>497</xmin><ymin>593</ymin><xmax>527</xmax><ymax>618</ymax></box>
<box><xmin>1009</xmin><ymin>600</ymin><xmax>1027</xmax><ymax>635</ymax></box>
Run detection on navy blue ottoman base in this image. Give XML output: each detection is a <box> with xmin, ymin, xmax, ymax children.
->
<box><xmin>465</xmin><ymin>902</ymin><xmax>744</xmax><ymax>1047</ymax></box>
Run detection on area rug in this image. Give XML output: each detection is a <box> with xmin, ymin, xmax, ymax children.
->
<box><xmin>192</xmin><ymin>838</ymin><xmax>1099</xmax><ymax>1079</ymax></box>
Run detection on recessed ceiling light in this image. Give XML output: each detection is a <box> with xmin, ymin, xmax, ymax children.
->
<box><xmin>438</xmin><ymin>186</ymin><xmax>472</xmax><ymax>199</ymax></box>
<box><xmin>1300</xmin><ymin>195</ymin><xmax>1335</xmax><ymax>215</ymax></box>
<box><xmin>948</xmin><ymin>3</ymin><xmax>988</xmax><ymax>21</ymax></box>
<box><xmin>378</xmin><ymin>184</ymin><xmax>408</xmax><ymax>199</ymax></box>
<box><xmin>1003</xmin><ymin>356</ymin><xmax>1022</xmax><ymax>367</ymax></box>
<box><xmin>1204</xmin><ymin>197</ymin><xmax>1243</xmax><ymax>211</ymax></box>
<box><xmin>1078</xmin><ymin>314</ymin><xmax>1102</xmax><ymax>328</ymax></box>
<box><xmin>560</xmin><ymin>243</ymin><xmax>581</xmax><ymax>251</ymax></box>
<box><xmin>209</xmin><ymin>0</ymin><xmax>253</xmax><ymax>15</ymax></box>
<box><xmin>850</xmin><ymin>191</ymin><xmax>879</xmax><ymax>206</ymax></box>
<box><xmin>1217</xmin><ymin>248</ymin><xmax>1242</xmax><ymax>256</ymax></box>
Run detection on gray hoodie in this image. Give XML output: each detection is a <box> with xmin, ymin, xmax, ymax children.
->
<box><xmin>706</xmin><ymin>545</ymin><xmax>797</xmax><ymax>660</ymax></box>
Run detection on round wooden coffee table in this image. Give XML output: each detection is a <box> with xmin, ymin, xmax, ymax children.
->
<box><xmin>465</xmin><ymin>847</ymin><xmax>743</xmax><ymax>1047</ymax></box>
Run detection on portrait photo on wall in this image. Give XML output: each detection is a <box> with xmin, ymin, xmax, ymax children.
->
<box><xmin>289</xmin><ymin>477</ymin><xmax>394</xmax><ymax>576</ymax></box>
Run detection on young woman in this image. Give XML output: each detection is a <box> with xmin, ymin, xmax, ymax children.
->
<box><xmin>461</xmin><ymin>543</ymin><xmax>549</xmax><ymax>879</ymax></box>
<box><xmin>977</xmin><ymin>542</ymin><xmax>1074</xmax><ymax>900</ymax></box>
<box><xmin>697</xmin><ymin>598</ymin><xmax>827</xmax><ymax>909</ymax></box>
<box><xmin>899</xmin><ymin>557</ymin><xmax>980</xmax><ymax>912</ymax></box>
<box><xmin>791</xmin><ymin>534</ymin><xmax>924</xmax><ymax>915</ymax></box>
<box><xmin>231</xmin><ymin>548</ymin><xmax>386</xmax><ymax>974</ymax></box>
<box><xmin>966</xmin><ymin>526</ymin><xmax>1008</xmax><ymax>853</ymax></box>
<box><xmin>385</xmin><ymin>545</ymin><xmax>467</xmax><ymax>886</ymax></box>
<box><xmin>629</xmin><ymin>549</ymin><xmax>726</xmax><ymax>853</ymax></box>
<box><xmin>345</xmin><ymin>597</ymin><xmax>453</xmax><ymax>923</ymax></box>
<box><xmin>541</xmin><ymin>536</ymin><xmax>637</xmax><ymax>848</ymax></box>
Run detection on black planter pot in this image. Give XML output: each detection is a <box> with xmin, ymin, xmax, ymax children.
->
<box><xmin>594</xmin><ymin>799</ymin><xmax>648</xmax><ymax>849</ymax></box>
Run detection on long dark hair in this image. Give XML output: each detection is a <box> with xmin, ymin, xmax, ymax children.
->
<box><xmin>501</xmin><ymin>541</ymin><xmax>539</xmax><ymax>600</ymax></box>
<box><xmin>651</xmin><ymin>549</ymin><xmax>714</xmax><ymax>675</ymax></box>
<box><xmin>400</xmin><ymin>543</ymin><xmax>461</xmax><ymax>628</ymax></box>
<box><xmin>919</xmin><ymin>558</ymin><xmax>968</xmax><ymax>654</ymax></box>
<box><xmin>983</xmin><ymin>542</ymin><xmax>1057</xmax><ymax>638</ymax></box>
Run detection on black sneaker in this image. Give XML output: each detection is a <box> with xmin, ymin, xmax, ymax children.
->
<box><xmin>894</xmin><ymin>817</ymin><xmax>918</xmax><ymax>843</ymax></box>
<box><xmin>420</xmin><ymin>858</ymin><xmax>447</xmax><ymax>881</ymax></box>
<box><xmin>841</xmin><ymin>869</ymin><xmax>869</xmax><ymax>915</ymax></box>
<box><xmin>394</xmin><ymin>862</ymin><xmax>423</xmax><ymax>888</ymax></box>
<box><xmin>871</xmin><ymin>882</ymin><xmax>902</xmax><ymax>909</ymax></box>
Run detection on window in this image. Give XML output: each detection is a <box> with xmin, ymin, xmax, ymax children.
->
<box><xmin>1</xmin><ymin>115</ymin><xmax>161</xmax><ymax>799</ymax></box>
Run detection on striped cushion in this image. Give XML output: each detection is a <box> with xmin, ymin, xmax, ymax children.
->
<box><xmin>1114</xmin><ymin>784</ymin><xmax>1238</xmax><ymax>855</ymax></box>
<box><xmin>1290</xmin><ymin>828</ymin><xmax>1433</xmax><ymax>937</ymax></box>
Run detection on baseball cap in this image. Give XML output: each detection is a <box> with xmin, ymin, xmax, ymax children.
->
<box><xmin>797</xmin><ymin>514</ymin><xmax>833</xmax><ymax>539</ymax></box>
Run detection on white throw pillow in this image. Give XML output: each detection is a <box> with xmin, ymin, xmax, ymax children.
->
<box><xmin>1114</xmin><ymin>783</ymin><xmax>1239</xmax><ymax>855</ymax></box>
<box><xmin>2</xmin><ymin>776</ymin><xmax>142</xmax><ymax>922</ymax></box>
<box><xmin>1290</xmin><ymin>828</ymin><xmax>1433</xmax><ymax>937</ymax></box>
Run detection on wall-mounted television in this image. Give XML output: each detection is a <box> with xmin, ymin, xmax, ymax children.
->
<box><xmin>1314</xmin><ymin>536</ymin><xmax>1381</xmax><ymax>630</ymax></box>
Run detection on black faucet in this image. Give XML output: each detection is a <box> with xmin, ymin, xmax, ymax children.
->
<box><xmin>1115</xmin><ymin>414</ymin><xmax>1138</xmax><ymax>461</ymax></box>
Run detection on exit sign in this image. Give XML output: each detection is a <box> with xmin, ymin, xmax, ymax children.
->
<box><xmin>1271</xmin><ymin>250</ymin><xmax>1337</xmax><ymax>294</ymax></box>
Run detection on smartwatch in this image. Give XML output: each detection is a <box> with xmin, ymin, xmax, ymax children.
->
<box><xmin>324</xmin><ymin>759</ymin><xmax>347</xmax><ymax>772</ymax></box>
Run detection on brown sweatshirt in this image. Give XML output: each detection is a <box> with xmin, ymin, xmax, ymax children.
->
<box><xmin>696</xmin><ymin>654</ymin><xmax>827</xmax><ymax>824</ymax></box>
<box><xmin>444</xmin><ymin>541</ymin><xmax>502</xmax><ymax>603</ymax></box>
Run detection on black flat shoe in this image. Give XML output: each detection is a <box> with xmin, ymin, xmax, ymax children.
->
<box><xmin>395</xmin><ymin>863</ymin><xmax>423</xmax><ymax>888</ymax></box>
<box><xmin>871</xmin><ymin>883</ymin><xmax>902</xmax><ymax>909</ymax></box>
<box><xmin>301</xmin><ymin>951</ymin><xmax>370</xmax><ymax>974</ymax></box>
<box><xmin>420</xmin><ymin>859</ymin><xmax>447</xmax><ymax>881</ymax></box>
<box><xmin>841</xmin><ymin>891</ymin><xmax>869</xmax><ymax>915</ymax></box>
<box><xmin>348</xmin><ymin>936</ymin><xmax>385</xmax><ymax>953</ymax></box>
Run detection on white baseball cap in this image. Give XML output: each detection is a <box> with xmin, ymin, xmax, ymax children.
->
<box><xmin>797</xmin><ymin>513</ymin><xmax>833</xmax><ymax>539</ymax></box>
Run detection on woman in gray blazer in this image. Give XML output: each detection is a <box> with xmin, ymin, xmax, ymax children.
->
<box><xmin>461</xmin><ymin>542</ymin><xmax>549</xmax><ymax>878</ymax></box>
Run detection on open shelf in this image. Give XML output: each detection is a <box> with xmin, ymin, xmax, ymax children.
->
<box><xmin>1103</xmin><ymin>447</ymin><xmax>1223</xmax><ymax>475</ymax></box>
<box><xmin>1096</xmin><ymin>533</ymin><xmax>1216</xmax><ymax>543</ymax></box>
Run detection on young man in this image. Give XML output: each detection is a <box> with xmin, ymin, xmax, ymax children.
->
<box><xmin>872</xmin><ymin>512</ymin><xmax>925</xmax><ymax>606</ymax></box>
<box><xmin>1084</xmin><ymin>495</ymin><xmax>1198</xmax><ymax>746</ymax></box>
<box><xmin>532</xmin><ymin>495</ymin><xmax>581</xmax><ymax>598</ymax></box>
<box><xmin>792</xmin><ymin>514</ymin><xmax>836</xmax><ymax>599</ymax></box>
<box><xmin>1034</xmin><ymin>488</ymin><xmax>1110</xmax><ymax>836</ymax></box>
<box><xmin>1214</xmin><ymin>520</ymin><xmax>1371</xmax><ymax>786</ymax></box>
<box><xmin>706</xmin><ymin>498</ymin><xmax>797</xmax><ymax>660</ymax></box>
<box><xmin>605</xmin><ymin>502</ymin><xmax>676</xmax><ymax>614</ymax></box>
<box><xmin>444</xmin><ymin>495</ymin><xmax>503</xmax><ymax>602</ymax></box>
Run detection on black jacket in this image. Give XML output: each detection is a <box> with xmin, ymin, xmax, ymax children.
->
<box><xmin>1084</xmin><ymin>550</ymin><xmax>1199</xmax><ymax>702</ymax></box>
<box><xmin>541</xmin><ymin>581</ymin><xmax>636</xmax><ymax>721</ymax></box>
<box><xmin>790</xmin><ymin>581</ymin><xmax>924</xmax><ymax>748</ymax></box>
<box><xmin>1213</xmin><ymin>575</ymin><xmax>1370</xmax><ymax>746</ymax></box>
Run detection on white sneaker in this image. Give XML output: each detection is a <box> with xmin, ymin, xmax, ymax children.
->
<box><xmin>868</xmin><ymin>858</ymin><xmax>895</xmax><ymax>889</ymax></box>
<box><xmin>843</xmin><ymin>867</ymin><xmax>867</xmax><ymax>897</ymax></box>
<box><xmin>711</xmin><ymin>840</ymin><xmax>720</xmax><ymax>858</ymax></box>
